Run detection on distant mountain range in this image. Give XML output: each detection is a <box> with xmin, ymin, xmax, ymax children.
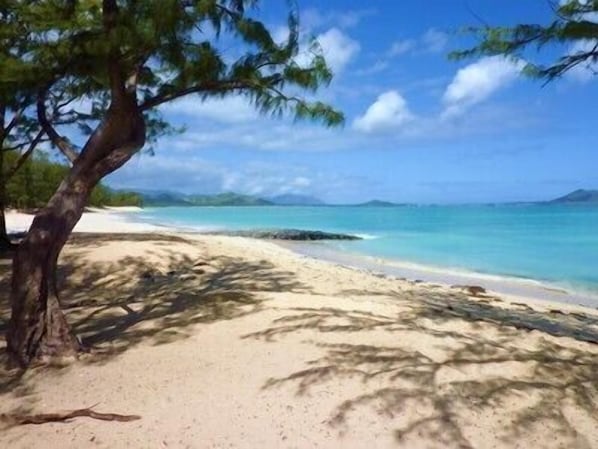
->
<box><xmin>139</xmin><ymin>191</ymin><xmax>271</xmax><ymax>207</ymax></box>
<box><xmin>549</xmin><ymin>189</ymin><xmax>598</xmax><ymax>204</ymax></box>
<box><xmin>131</xmin><ymin>188</ymin><xmax>598</xmax><ymax>207</ymax></box>
<box><xmin>268</xmin><ymin>194</ymin><xmax>324</xmax><ymax>206</ymax></box>
<box><xmin>136</xmin><ymin>190</ymin><xmax>407</xmax><ymax>207</ymax></box>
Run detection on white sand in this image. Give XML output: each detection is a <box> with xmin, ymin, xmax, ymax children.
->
<box><xmin>1</xmin><ymin>214</ymin><xmax>598</xmax><ymax>448</ymax></box>
<box><xmin>5</xmin><ymin>209</ymin><xmax>164</xmax><ymax>234</ymax></box>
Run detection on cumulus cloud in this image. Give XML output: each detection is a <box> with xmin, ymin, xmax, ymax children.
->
<box><xmin>278</xmin><ymin>26</ymin><xmax>359</xmax><ymax>75</ymax></box>
<box><xmin>353</xmin><ymin>90</ymin><xmax>414</xmax><ymax>133</ymax></box>
<box><xmin>442</xmin><ymin>56</ymin><xmax>524</xmax><ymax>118</ymax></box>
<box><xmin>315</xmin><ymin>28</ymin><xmax>360</xmax><ymax>74</ymax></box>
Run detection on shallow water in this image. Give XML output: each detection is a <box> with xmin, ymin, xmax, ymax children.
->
<box><xmin>137</xmin><ymin>204</ymin><xmax>598</xmax><ymax>295</ymax></box>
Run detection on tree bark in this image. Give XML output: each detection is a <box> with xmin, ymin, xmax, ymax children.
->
<box><xmin>6</xmin><ymin>98</ymin><xmax>145</xmax><ymax>367</ymax></box>
<box><xmin>6</xmin><ymin>173</ymin><xmax>93</xmax><ymax>364</ymax></box>
<box><xmin>0</xmin><ymin>148</ymin><xmax>8</xmax><ymax>248</ymax></box>
<box><xmin>0</xmin><ymin>104</ymin><xmax>8</xmax><ymax>248</ymax></box>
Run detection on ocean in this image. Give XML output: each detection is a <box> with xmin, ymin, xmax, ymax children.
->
<box><xmin>135</xmin><ymin>204</ymin><xmax>598</xmax><ymax>301</ymax></box>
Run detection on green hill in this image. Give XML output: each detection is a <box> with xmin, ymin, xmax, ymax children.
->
<box><xmin>187</xmin><ymin>193</ymin><xmax>273</xmax><ymax>206</ymax></box>
<box><xmin>140</xmin><ymin>191</ymin><xmax>274</xmax><ymax>207</ymax></box>
<box><xmin>549</xmin><ymin>189</ymin><xmax>598</xmax><ymax>204</ymax></box>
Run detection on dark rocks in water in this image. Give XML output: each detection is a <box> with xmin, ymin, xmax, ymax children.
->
<box><xmin>210</xmin><ymin>229</ymin><xmax>361</xmax><ymax>241</ymax></box>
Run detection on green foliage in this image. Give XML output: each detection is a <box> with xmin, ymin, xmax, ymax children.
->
<box><xmin>1</xmin><ymin>0</ymin><xmax>343</xmax><ymax>130</ymax></box>
<box><xmin>4</xmin><ymin>152</ymin><xmax>141</xmax><ymax>209</ymax></box>
<box><xmin>451</xmin><ymin>0</ymin><xmax>598</xmax><ymax>82</ymax></box>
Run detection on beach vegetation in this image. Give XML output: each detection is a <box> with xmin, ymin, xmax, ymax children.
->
<box><xmin>452</xmin><ymin>0</ymin><xmax>598</xmax><ymax>82</ymax></box>
<box><xmin>1</xmin><ymin>0</ymin><xmax>342</xmax><ymax>366</ymax></box>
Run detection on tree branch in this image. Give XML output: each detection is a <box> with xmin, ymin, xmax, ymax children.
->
<box><xmin>5</xmin><ymin>130</ymin><xmax>44</xmax><ymax>180</ymax></box>
<box><xmin>36</xmin><ymin>92</ymin><xmax>79</xmax><ymax>164</ymax></box>
<box><xmin>4</xmin><ymin>107</ymin><xmax>25</xmax><ymax>138</ymax></box>
<box><xmin>140</xmin><ymin>80</ymin><xmax>251</xmax><ymax>111</ymax></box>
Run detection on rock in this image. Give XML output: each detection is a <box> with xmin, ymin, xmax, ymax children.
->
<box><xmin>207</xmin><ymin>229</ymin><xmax>361</xmax><ymax>241</ymax></box>
<box><xmin>451</xmin><ymin>285</ymin><xmax>487</xmax><ymax>297</ymax></box>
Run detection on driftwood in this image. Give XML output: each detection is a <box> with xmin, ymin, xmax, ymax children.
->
<box><xmin>0</xmin><ymin>407</ymin><xmax>140</xmax><ymax>426</ymax></box>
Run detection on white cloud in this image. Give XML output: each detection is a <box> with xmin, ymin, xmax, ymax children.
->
<box><xmin>302</xmin><ymin>8</ymin><xmax>376</xmax><ymax>30</ymax></box>
<box><xmin>422</xmin><ymin>28</ymin><xmax>448</xmax><ymax>53</ymax></box>
<box><xmin>289</xmin><ymin>27</ymin><xmax>359</xmax><ymax>75</ymax></box>
<box><xmin>353</xmin><ymin>90</ymin><xmax>414</xmax><ymax>133</ymax></box>
<box><xmin>315</xmin><ymin>28</ymin><xmax>360</xmax><ymax>74</ymax></box>
<box><xmin>108</xmin><ymin>155</ymin><xmax>363</xmax><ymax>200</ymax></box>
<box><xmin>442</xmin><ymin>56</ymin><xmax>524</xmax><ymax>118</ymax></box>
<box><xmin>387</xmin><ymin>39</ymin><xmax>415</xmax><ymax>57</ymax></box>
<box><xmin>385</xmin><ymin>28</ymin><xmax>448</xmax><ymax>59</ymax></box>
<box><xmin>162</xmin><ymin>95</ymin><xmax>258</xmax><ymax>124</ymax></box>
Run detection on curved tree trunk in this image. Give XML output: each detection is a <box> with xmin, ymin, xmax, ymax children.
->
<box><xmin>6</xmin><ymin>97</ymin><xmax>145</xmax><ymax>367</ymax></box>
<box><xmin>6</xmin><ymin>174</ymin><xmax>94</xmax><ymax>363</ymax></box>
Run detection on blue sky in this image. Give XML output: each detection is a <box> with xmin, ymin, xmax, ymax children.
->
<box><xmin>106</xmin><ymin>0</ymin><xmax>598</xmax><ymax>204</ymax></box>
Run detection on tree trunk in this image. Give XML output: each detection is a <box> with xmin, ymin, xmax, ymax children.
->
<box><xmin>6</xmin><ymin>173</ymin><xmax>94</xmax><ymax>364</ymax></box>
<box><xmin>0</xmin><ymin>149</ymin><xmax>8</xmax><ymax>248</ymax></box>
<box><xmin>6</xmin><ymin>98</ymin><xmax>145</xmax><ymax>367</ymax></box>
<box><xmin>0</xmin><ymin>189</ymin><xmax>9</xmax><ymax>249</ymax></box>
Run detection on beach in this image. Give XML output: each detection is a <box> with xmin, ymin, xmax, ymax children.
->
<box><xmin>2</xmin><ymin>209</ymin><xmax>598</xmax><ymax>448</ymax></box>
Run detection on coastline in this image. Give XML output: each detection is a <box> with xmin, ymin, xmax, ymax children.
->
<box><xmin>3</xmin><ymin>210</ymin><xmax>598</xmax><ymax>448</ymax></box>
<box><xmin>6</xmin><ymin>208</ymin><xmax>597</xmax><ymax>310</ymax></box>
<box><xmin>281</xmin><ymin>241</ymin><xmax>598</xmax><ymax>309</ymax></box>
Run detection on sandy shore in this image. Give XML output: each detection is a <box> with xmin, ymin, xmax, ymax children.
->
<box><xmin>4</xmin><ymin>208</ymin><xmax>163</xmax><ymax>234</ymax></box>
<box><xmin>2</xmin><ymin>212</ymin><xmax>598</xmax><ymax>448</ymax></box>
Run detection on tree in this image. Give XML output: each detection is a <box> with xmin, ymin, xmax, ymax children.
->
<box><xmin>2</xmin><ymin>0</ymin><xmax>342</xmax><ymax>366</ymax></box>
<box><xmin>0</xmin><ymin>5</ymin><xmax>45</xmax><ymax>247</ymax></box>
<box><xmin>0</xmin><ymin>107</ymin><xmax>43</xmax><ymax>248</ymax></box>
<box><xmin>452</xmin><ymin>0</ymin><xmax>598</xmax><ymax>82</ymax></box>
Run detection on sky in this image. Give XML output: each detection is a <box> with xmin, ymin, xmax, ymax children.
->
<box><xmin>106</xmin><ymin>0</ymin><xmax>598</xmax><ymax>204</ymax></box>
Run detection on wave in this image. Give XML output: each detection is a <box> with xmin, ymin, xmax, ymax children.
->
<box><xmin>354</xmin><ymin>233</ymin><xmax>379</xmax><ymax>240</ymax></box>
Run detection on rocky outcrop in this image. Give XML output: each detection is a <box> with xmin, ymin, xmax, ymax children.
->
<box><xmin>209</xmin><ymin>229</ymin><xmax>361</xmax><ymax>241</ymax></box>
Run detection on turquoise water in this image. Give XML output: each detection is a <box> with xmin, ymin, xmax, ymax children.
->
<box><xmin>137</xmin><ymin>204</ymin><xmax>598</xmax><ymax>292</ymax></box>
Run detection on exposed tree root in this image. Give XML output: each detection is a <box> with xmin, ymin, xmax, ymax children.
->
<box><xmin>0</xmin><ymin>407</ymin><xmax>141</xmax><ymax>426</ymax></box>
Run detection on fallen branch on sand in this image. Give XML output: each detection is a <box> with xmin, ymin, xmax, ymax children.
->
<box><xmin>0</xmin><ymin>407</ymin><xmax>141</xmax><ymax>426</ymax></box>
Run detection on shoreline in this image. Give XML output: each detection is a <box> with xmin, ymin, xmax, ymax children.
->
<box><xmin>3</xmin><ymin>212</ymin><xmax>598</xmax><ymax>448</ymax></box>
<box><xmin>6</xmin><ymin>208</ymin><xmax>598</xmax><ymax>310</ymax></box>
<box><xmin>280</xmin><ymin>241</ymin><xmax>598</xmax><ymax>309</ymax></box>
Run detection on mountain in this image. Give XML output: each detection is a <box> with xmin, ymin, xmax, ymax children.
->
<box><xmin>269</xmin><ymin>194</ymin><xmax>324</xmax><ymax>206</ymax></box>
<box><xmin>186</xmin><ymin>193</ymin><xmax>273</xmax><ymax>206</ymax></box>
<box><xmin>549</xmin><ymin>189</ymin><xmax>598</xmax><ymax>204</ymax></box>
<box><xmin>134</xmin><ymin>190</ymin><xmax>191</xmax><ymax>207</ymax></box>
<box><xmin>139</xmin><ymin>191</ymin><xmax>273</xmax><ymax>207</ymax></box>
<box><xmin>354</xmin><ymin>200</ymin><xmax>401</xmax><ymax>207</ymax></box>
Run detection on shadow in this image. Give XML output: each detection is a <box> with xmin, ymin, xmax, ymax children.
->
<box><xmin>59</xmin><ymin>234</ymin><xmax>308</xmax><ymax>361</ymax></box>
<box><xmin>0</xmin><ymin>233</ymin><xmax>309</xmax><ymax>365</ymax></box>
<box><xmin>245</xmin><ymin>289</ymin><xmax>598</xmax><ymax>448</ymax></box>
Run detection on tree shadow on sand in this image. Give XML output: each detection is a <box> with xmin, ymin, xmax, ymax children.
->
<box><xmin>244</xmin><ymin>289</ymin><xmax>598</xmax><ymax>448</ymax></box>
<box><xmin>0</xmin><ymin>233</ymin><xmax>309</xmax><ymax>371</ymax></box>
